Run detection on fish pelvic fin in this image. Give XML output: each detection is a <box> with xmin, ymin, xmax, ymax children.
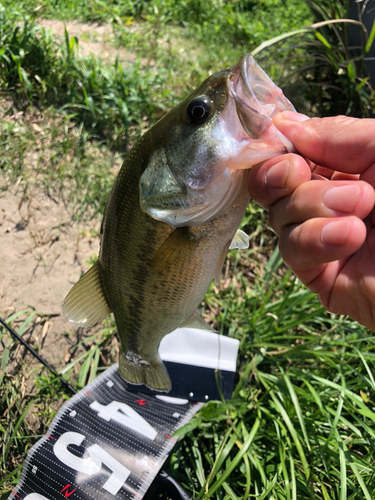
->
<box><xmin>182</xmin><ymin>309</ymin><xmax>217</xmax><ymax>332</ymax></box>
<box><xmin>119</xmin><ymin>349</ymin><xmax>172</xmax><ymax>392</ymax></box>
<box><xmin>215</xmin><ymin>241</ymin><xmax>231</xmax><ymax>285</ymax></box>
<box><xmin>229</xmin><ymin>229</ymin><xmax>249</xmax><ymax>250</ymax></box>
<box><xmin>214</xmin><ymin>230</ymin><xmax>249</xmax><ymax>286</ymax></box>
<box><xmin>63</xmin><ymin>261</ymin><xmax>112</xmax><ymax>328</ymax></box>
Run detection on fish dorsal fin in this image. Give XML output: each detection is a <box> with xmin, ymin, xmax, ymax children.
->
<box><xmin>63</xmin><ymin>261</ymin><xmax>112</xmax><ymax>328</ymax></box>
<box><xmin>182</xmin><ymin>309</ymin><xmax>217</xmax><ymax>332</ymax></box>
<box><xmin>152</xmin><ymin>227</ymin><xmax>198</xmax><ymax>274</ymax></box>
<box><xmin>229</xmin><ymin>229</ymin><xmax>249</xmax><ymax>250</ymax></box>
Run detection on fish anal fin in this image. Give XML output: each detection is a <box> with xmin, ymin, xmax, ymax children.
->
<box><xmin>119</xmin><ymin>350</ymin><xmax>172</xmax><ymax>392</ymax></box>
<box><xmin>182</xmin><ymin>309</ymin><xmax>216</xmax><ymax>332</ymax></box>
<box><xmin>229</xmin><ymin>229</ymin><xmax>249</xmax><ymax>250</ymax></box>
<box><xmin>152</xmin><ymin>228</ymin><xmax>198</xmax><ymax>274</ymax></box>
<box><xmin>63</xmin><ymin>261</ymin><xmax>112</xmax><ymax>328</ymax></box>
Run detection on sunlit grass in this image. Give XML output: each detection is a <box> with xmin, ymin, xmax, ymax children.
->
<box><xmin>0</xmin><ymin>5</ymin><xmax>168</xmax><ymax>146</ymax></box>
<box><xmin>170</xmin><ymin>251</ymin><xmax>375</xmax><ymax>498</ymax></box>
<box><xmin>2</xmin><ymin>249</ymin><xmax>375</xmax><ymax>498</ymax></box>
<box><xmin>0</xmin><ymin>109</ymin><xmax>120</xmax><ymax>219</ymax></box>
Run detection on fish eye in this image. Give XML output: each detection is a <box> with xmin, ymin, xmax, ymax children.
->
<box><xmin>186</xmin><ymin>97</ymin><xmax>212</xmax><ymax>123</ymax></box>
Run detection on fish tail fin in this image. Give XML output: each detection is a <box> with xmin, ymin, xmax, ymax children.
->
<box><xmin>63</xmin><ymin>261</ymin><xmax>112</xmax><ymax>328</ymax></box>
<box><xmin>119</xmin><ymin>349</ymin><xmax>172</xmax><ymax>392</ymax></box>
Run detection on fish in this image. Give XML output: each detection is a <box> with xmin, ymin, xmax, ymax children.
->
<box><xmin>63</xmin><ymin>54</ymin><xmax>295</xmax><ymax>392</ymax></box>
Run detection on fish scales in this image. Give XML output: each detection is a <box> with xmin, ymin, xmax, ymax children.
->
<box><xmin>63</xmin><ymin>55</ymin><xmax>296</xmax><ymax>391</ymax></box>
<box><xmin>100</xmin><ymin>136</ymin><xmax>250</xmax><ymax>355</ymax></box>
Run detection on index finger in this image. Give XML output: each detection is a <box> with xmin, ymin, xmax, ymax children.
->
<box><xmin>248</xmin><ymin>153</ymin><xmax>311</xmax><ymax>210</ymax></box>
<box><xmin>273</xmin><ymin>113</ymin><xmax>375</xmax><ymax>174</ymax></box>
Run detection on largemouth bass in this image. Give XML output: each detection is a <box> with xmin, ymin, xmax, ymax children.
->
<box><xmin>63</xmin><ymin>55</ymin><xmax>295</xmax><ymax>392</ymax></box>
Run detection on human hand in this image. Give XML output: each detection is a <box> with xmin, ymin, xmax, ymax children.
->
<box><xmin>248</xmin><ymin>113</ymin><xmax>375</xmax><ymax>330</ymax></box>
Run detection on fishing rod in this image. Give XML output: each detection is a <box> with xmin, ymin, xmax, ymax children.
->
<box><xmin>1</xmin><ymin>315</ymin><xmax>194</xmax><ymax>500</ymax></box>
<box><xmin>0</xmin><ymin>315</ymin><xmax>77</xmax><ymax>395</ymax></box>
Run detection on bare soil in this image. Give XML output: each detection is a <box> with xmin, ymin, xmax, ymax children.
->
<box><xmin>38</xmin><ymin>19</ymin><xmax>140</xmax><ymax>65</ymax></box>
<box><xmin>0</xmin><ymin>184</ymin><xmax>101</xmax><ymax>371</ymax></box>
<box><xmin>0</xmin><ymin>19</ymin><xmax>126</xmax><ymax>375</ymax></box>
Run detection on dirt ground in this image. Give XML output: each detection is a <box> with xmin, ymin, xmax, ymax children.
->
<box><xmin>0</xmin><ymin>20</ymin><xmax>121</xmax><ymax>373</ymax></box>
<box><xmin>0</xmin><ymin>18</ymin><xmax>140</xmax><ymax>377</ymax></box>
<box><xmin>38</xmin><ymin>19</ymin><xmax>141</xmax><ymax>65</ymax></box>
<box><xmin>0</xmin><ymin>184</ymin><xmax>102</xmax><ymax>370</ymax></box>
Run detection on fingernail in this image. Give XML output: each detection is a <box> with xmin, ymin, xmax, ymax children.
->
<box><xmin>321</xmin><ymin>220</ymin><xmax>351</xmax><ymax>246</ymax></box>
<box><xmin>323</xmin><ymin>185</ymin><xmax>361</xmax><ymax>213</ymax></box>
<box><xmin>278</xmin><ymin>111</ymin><xmax>310</xmax><ymax>122</ymax></box>
<box><xmin>266</xmin><ymin>159</ymin><xmax>290</xmax><ymax>189</ymax></box>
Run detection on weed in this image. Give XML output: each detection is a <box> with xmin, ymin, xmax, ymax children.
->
<box><xmin>0</xmin><ymin>5</ymin><xmax>167</xmax><ymax>144</ymax></box>
<box><xmin>171</xmin><ymin>251</ymin><xmax>375</xmax><ymax>498</ymax></box>
<box><xmin>0</xmin><ymin>310</ymin><xmax>70</xmax><ymax>493</ymax></box>
<box><xmin>0</xmin><ymin>109</ymin><xmax>120</xmax><ymax>218</ymax></box>
<box><xmin>0</xmin><ymin>0</ymin><xmax>144</xmax><ymax>22</ymax></box>
<box><xmin>253</xmin><ymin>0</ymin><xmax>375</xmax><ymax>116</ymax></box>
<box><xmin>112</xmin><ymin>0</ymin><xmax>312</xmax><ymax>96</ymax></box>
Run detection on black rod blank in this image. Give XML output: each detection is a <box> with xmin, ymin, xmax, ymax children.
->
<box><xmin>1</xmin><ymin>316</ymin><xmax>194</xmax><ymax>499</ymax></box>
<box><xmin>0</xmin><ymin>316</ymin><xmax>77</xmax><ymax>395</ymax></box>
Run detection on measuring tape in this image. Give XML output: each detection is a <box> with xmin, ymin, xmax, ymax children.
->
<box><xmin>9</xmin><ymin>364</ymin><xmax>202</xmax><ymax>500</ymax></box>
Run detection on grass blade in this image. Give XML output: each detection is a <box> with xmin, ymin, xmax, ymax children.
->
<box><xmin>205</xmin><ymin>417</ymin><xmax>260</xmax><ymax>497</ymax></box>
<box><xmin>283</xmin><ymin>372</ymin><xmax>311</xmax><ymax>452</ymax></box>
<box><xmin>268</xmin><ymin>388</ymin><xmax>310</xmax><ymax>479</ymax></box>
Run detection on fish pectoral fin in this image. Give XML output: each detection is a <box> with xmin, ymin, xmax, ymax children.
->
<box><xmin>119</xmin><ymin>350</ymin><xmax>172</xmax><ymax>392</ymax></box>
<box><xmin>182</xmin><ymin>309</ymin><xmax>216</xmax><ymax>332</ymax></box>
<box><xmin>229</xmin><ymin>229</ymin><xmax>249</xmax><ymax>250</ymax></box>
<box><xmin>63</xmin><ymin>261</ymin><xmax>112</xmax><ymax>328</ymax></box>
<box><xmin>152</xmin><ymin>227</ymin><xmax>198</xmax><ymax>273</ymax></box>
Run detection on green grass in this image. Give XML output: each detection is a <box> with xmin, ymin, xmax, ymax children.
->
<box><xmin>1</xmin><ymin>0</ymin><xmax>375</xmax><ymax>498</ymax></box>
<box><xmin>2</xmin><ymin>252</ymin><xmax>375</xmax><ymax>498</ymax></box>
<box><xmin>0</xmin><ymin>4</ymin><xmax>168</xmax><ymax>145</ymax></box>
<box><xmin>0</xmin><ymin>0</ymin><xmax>313</xmax><ymax>140</ymax></box>
<box><xmin>0</xmin><ymin>0</ymin><xmax>143</xmax><ymax>21</ymax></box>
<box><xmin>253</xmin><ymin>0</ymin><xmax>375</xmax><ymax>117</ymax></box>
<box><xmin>170</xmin><ymin>253</ymin><xmax>375</xmax><ymax>498</ymax></box>
<box><xmin>0</xmin><ymin>310</ymin><xmax>70</xmax><ymax>494</ymax></box>
<box><xmin>0</xmin><ymin>108</ymin><xmax>122</xmax><ymax>219</ymax></box>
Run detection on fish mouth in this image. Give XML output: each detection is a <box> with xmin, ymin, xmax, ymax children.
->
<box><xmin>228</xmin><ymin>54</ymin><xmax>295</xmax><ymax>140</ymax></box>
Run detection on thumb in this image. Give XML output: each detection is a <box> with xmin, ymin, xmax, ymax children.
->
<box><xmin>273</xmin><ymin>112</ymin><xmax>375</xmax><ymax>174</ymax></box>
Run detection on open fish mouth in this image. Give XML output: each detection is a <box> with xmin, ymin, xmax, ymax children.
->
<box><xmin>228</xmin><ymin>54</ymin><xmax>295</xmax><ymax>140</ymax></box>
<box><xmin>139</xmin><ymin>54</ymin><xmax>297</xmax><ymax>228</ymax></box>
